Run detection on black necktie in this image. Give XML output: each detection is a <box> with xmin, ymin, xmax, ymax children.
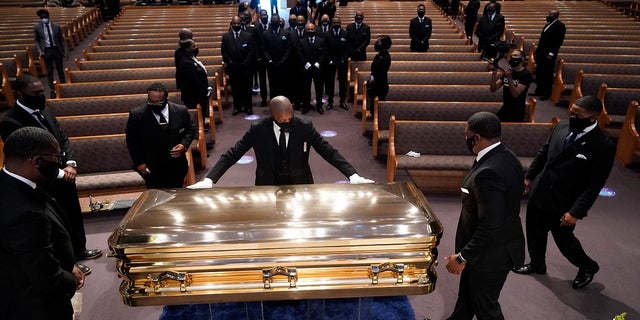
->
<box><xmin>33</xmin><ymin>110</ymin><xmax>53</xmax><ymax>132</ymax></box>
<box><xmin>309</xmin><ymin>37</ymin><xmax>314</xmax><ymax>44</ymax></box>
<box><xmin>46</xmin><ymin>23</ymin><xmax>55</xmax><ymax>47</ymax></box>
<box><xmin>279</xmin><ymin>128</ymin><xmax>287</xmax><ymax>155</ymax></box>
<box><xmin>419</xmin><ymin>18</ymin><xmax>423</xmax><ymax>23</ymax></box>
<box><xmin>153</xmin><ymin>111</ymin><xmax>167</xmax><ymax>126</ymax></box>
<box><xmin>564</xmin><ymin>132</ymin><xmax>577</xmax><ymax>149</ymax></box>
<box><xmin>356</xmin><ymin>24</ymin><xmax>360</xmax><ymax>30</ymax></box>
<box><xmin>234</xmin><ymin>32</ymin><xmax>239</xmax><ymax>39</ymax></box>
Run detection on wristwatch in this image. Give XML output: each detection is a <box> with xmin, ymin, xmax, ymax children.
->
<box><xmin>66</xmin><ymin>160</ymin><xmax>77</xmax><ymax>168</ymax></box>
<box><xmin>455</xmin><ymin>254</ymin><xmax>466</xmax><ymax>265</ymax></box>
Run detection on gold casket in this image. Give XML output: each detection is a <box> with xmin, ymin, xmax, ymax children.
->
<box><xmin>108</xmin><ymin>182</ymin><xmax>443</xmax><ymax>306</ymax></box>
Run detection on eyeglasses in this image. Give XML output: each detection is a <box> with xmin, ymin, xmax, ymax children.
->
<box><xmin>146</xmin><ymin>99</ymin><xmax>165</xmax><ymax>107</ymax></box>
<box><xmin>34</xmin><ymin>152</ymin><xmax>66</xmax><ymax>164</ymax></box>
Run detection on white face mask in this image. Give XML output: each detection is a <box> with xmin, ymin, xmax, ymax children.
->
<box><xmin>41</xmin><ymin>18</ymin><xmax>49</xmax><ymax>23</ymax></box>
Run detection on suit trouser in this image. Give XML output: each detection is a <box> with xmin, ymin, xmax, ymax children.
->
<box><xmin>534</xmin><ymin>53</ymin><xmax>557</xmax><ymax>97</ymax></box>
<box><xmin>323</xmin><ymin>62</ymin><xmax>348</xmax><ymax>104</ymax></box>
<box><xmin>526</xmin><ymin>203</ymin><xmax>598</xmax><ymax>270</ymax></box>
<box><xmin>267</xmin><ymin>64</ymin><xmax>288</xmax><ymax>99</ymax></box>
<box><xmin>229</xmin><ymin>69</ymin><xmax>253</xmax><ymax>111</ymax></box>
<box><xmin>465</xmin><ymin>19</ymin><xmax>477</xmax><ymax>38</ymax></box>
<box><xmin>143</xmin><ymin>158</ymin><xmax>188</xmax><ymax>189</ymax></box>
<box><xmin>448</xmin><ymin>268</ymin><xmax>509</xmax><ymax>320</ymax></box>
<box><xmin>256</xmin><ymin>59</ymin><xmax>268</xmax><ymax>103</ymax></box>
<box><xmin>302</xmin><ymin>67</ymin><xmax>323</xmax><ymax>107</ymax></box>
<box><xmin>44</xmin><ymin>47</ymin><xmax>66</xmax><ymax>91</ymax></box>
<box><xmin>46</xmin><ymin>179</ymin><xmax>86</xmax><ymax>261</ymax></box>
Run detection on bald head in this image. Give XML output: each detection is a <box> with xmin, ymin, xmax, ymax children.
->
<box><xmin>548</xmin><ymin>10</ymin><xmax>559</xmax><ymax>20</ymax></box>
<box><xmin>269</xmin><ymin>96</ymin><xmax>294</xmax><ymax>123</ymax></box>
<box><xmin>178</xmin><ymin>28</ymin><xmax>193</xmax><ymax>41</ymax></box>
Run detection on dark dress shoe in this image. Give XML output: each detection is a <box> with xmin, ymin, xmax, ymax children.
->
<box><xmin>77</xmin><ymin>263</ymin><xmax>92</xmax><ymax>275</ymax></box>
<box><xmin>512</xmin><ymin>264</ymin><xmax>546</xmax><ymax>275</ymax></box>
<box><xmin>326</xmin><ymin>103</ymin><xmax>334</xmax><ymax>110</ymax></box>
<box><xmin>339</xmin><ymin>102</ymin><xmax>349</xmax><ymax>110</ymax></box>
<box><xmin>50</xmin><ymin>92</ymin><xmax>57</xmax><ymax>99</ymax></box>
<box><xmin>245</xmin><ymin>108</ymin><xmax>253</xmax><ymax>115</ymax></box>
<box><xmin>572</xmin><ymin>264</ymin><xmax>599</xmax><ymax>289</ymax></box>
<box><xmin>232</xmin><ymin>109</ymin><xmax>242</xmax><ymax>116</ymax></box>
<box><xmin>302</xmin><ymin>107</ymin><xmax>310</xmax><ymax>114</ymax></box>
<box><xmin>316</xmin><ymin>104</ymin><xmax>324</xmax><ymax>115</ymax></box>
<box><xmin>79</xmin><ymin>249</ymin><xmax>102</xmax><ymax>260</ymax></box>
<box><xmin>539</xmin><ymin>96</ymin><xmax>549</xmax><ymax>101</ymax></box>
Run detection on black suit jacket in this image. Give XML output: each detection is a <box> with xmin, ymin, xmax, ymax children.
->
<box><xmin>34</xmin><ymin>21</ymin><xmax>67</xmax><ymax>56</ymax></box>
<box><xmin>346</xmin><ymin>22</ymin><xmax>370</xmax><ymax>61</ymax></box>
<box><xmin>0</xmin><ymin>104</ymin><xmax>74</xmax><ymax>161</ymax></box>
<box><xmin>125</xmin><ymin>102</ymin><xmax>196</xmax><ymax>172</ymax></box>
<box><xmin>206</xmin><ymin>116</ymin><xmax>357</xmax><ymax>185</ymax></box>
<box><xmin>535</xmin><ymin>19</ymin><xmax>566</xmax><ymax>59</ymax></box>
<box><xmin>456</xmin><ymin>144</ymin><xmax>525</xmax><ymax>272</ymax></box>
<box><xmin>324</xmin><ymin>28</ymin><xmax>350</xmax><ymax>65</ymax></box>
<box><xmin>298</xmin><ymin>36</ymin><xmax>326</xmax><ymax>69</ymax></box>
<box><xmin>177</xmin><ymin>55</ymin><xmax>209</xmax><ymax>105</ymax></box>
<box><xmin>475</xmin><ymin>13</ymin><xmax>505</xmax><ymax>44</ymax></box>
<box><xmin>409</xmin><ymin>16</ymin><xmax>433</xmax><ymax>51</ymax></box>
<box><xmin>262</xmin><ymin>27</ymin><xmax>291</xmax><ymax>66</ymax></box>
<box><xmin>221</xmin><ymin>29</ymin><xmax>256</xmax><ymax>72</ymax></box>
<box><xmin>369</xmin><ymin>50</ymin><xmax>391</xmax><ymax>95</ymax></box>
<box><xmin>0</xmin><ymin>171</ymin><xmax>77</xmax><ymax>319</ymax></box>
<box><xmin>526</xmin><ymin>120</ymin><xmax>615</xmax><ymax>219</ymax></box>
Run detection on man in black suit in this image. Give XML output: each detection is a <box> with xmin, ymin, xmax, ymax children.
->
<box><xmin>514</xmin><ymin>96</ymin><xmax>615</xmax><ymax>289</ymax></box>
<box><xmin>34</xmin><ymin>9</ymin><xmax>67</xmax><ymax>98</ymax></box>
<box><xmin>288</xmin><ymin>15</ymin><xmax>308</xmax><ymax>110</ymax></box>
<box><xmin>445</xmin><ymin>111</ymin><xmax>525</xmax><ymax>320</ymax></box>
<box><xmin>0</xmin><ymin>127</ymin><xmax>85</xmax><ymax>320</ymax></box>
<box><xmin>346</xmin><ymin>11</ymin><xmax>370</xmax><ymax>61</ymax></box>
<box><xmin>0</xmin><ymin>75</ymin><xmax>101</xmax><ymax>274</ymax></box>
<box><xmin>409</xmin><ymin>4</ymin><xmax>432</xmax><ymax>52</ymax></box>
<box><xmin>463</xmin><ymin>0</ymin><xmax>480</xmax><ymax>38</ymax></box>
<box><xmin>263</xmin><ymin>14</ymin><xmax>291</xmax><ymax>100</ymax></box>
<box><xmin>316</xmin><ymin>14</ymin><xmax>331</xmax><ymax>36</ymax></box>
<box><xmin>533</xmin><ymin>10</ymin><xmax>565</xmax><ymax>100</ymax></box>
<box><xmin>187</xmin><ymin>96</ymin><xmax>373</xmax><ymax>188</ymax></box>
<box><xmin>176</xmin><ymin>39</ymin><xmax>211</xmax><ymax>120</ymax></box>
<box><xmin>298</xmin><ymin>23</ymin><xmax>327</xmax><ymax>115</ymax></box>
<box><xmin>174</xmin><ymin>28</ymin><xmax>193</xmax><ymax>90</ymax></box>
<box><xmin>125</xmin><ymin>83</ymin><xmax>196</xmax><ymax>189</ymax></box>
<box><xmin>323</xmin><ymin>16</ymin><xmax>350</xmax><ymax>111</ymax></box>
<box><xmin>475</xmin><ymin>3</ymin><xmax>504</xmax><ymax>59</ymax></box>
<box><xmin>253</xmin><ymin>9</ymin><xmax>271</xmax><ymax>108</ymax></box>
<box><xmin>482</xmin><ymin>0</ymin><xmax>501</xmax><ymax>15</ymax></box>
<box><xmin>222</xmin><ymin>16</ymin><xmax>256</xmax><ymax>115</ymax></box>
<box><xmin>366</xmin><ymin>35</ymin><xmax>392</xmax><ymax>115</ymax></box>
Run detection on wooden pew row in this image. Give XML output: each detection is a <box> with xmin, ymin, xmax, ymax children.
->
<box><xmin>83</xmin><ymin>49</ymin><xmax>222</xmax><ymax>61</ymax></box>
<box><xmin>551</xmin><ymin>60</ymin><xmax>640</xmax><ymax>105</ymax></box>
<box><xmin>88</xmin><ymin>42</ymin><xmax>223</xmax><ymax>53</ymax></box>
<box><xmin>616</xmin><ymin>100</ymin><xmax>640</xmax><ymax>166</ymax></box>
<box><xmin>597</xmin><ymin>86</ymin><xmax>640</xmax><ymax>139</ymax></box>
<box><xmin>569</xmin><ymin>71</ymin><xmax>640</xmax><ymax>108</ymax></box>
<box><xmin>370</xmin><ymin>99</ymin><xmax>537</xmax><ymax>159</ymax></box>
<box><xmin>386</xmin><ymin>118</ymin><xmax>558</xmax><ymax>193</ymax></box>
<box><xmin>0</xmin><ymin>62</ymin><xmax>15</xmax><ymax>108</ymax></box>
<box><xmin>75</xmin><ymin>56</ymin><xmax>223</xmax><ymax>70</ymax></box>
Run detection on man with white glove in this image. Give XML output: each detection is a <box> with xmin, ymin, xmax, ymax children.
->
<box><xmin>188</xmin><ymin>96</ymin><xmax>373</xmax><ymax>189</ymax></box>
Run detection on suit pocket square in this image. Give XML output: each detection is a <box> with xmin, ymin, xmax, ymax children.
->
<box><xmin>460</xmin><ymin>188</ymin><xmax>469</xmax><ymax>194</ymax></box>
<box><xmin>576</xmin><ymin>154</ymin><xmax>587</xmax><ymax>160</ymax></box>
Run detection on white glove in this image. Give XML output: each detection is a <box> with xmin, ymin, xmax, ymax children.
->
<box><xmin>349</xmin><ymin>173</ymin><xmax>375</xmax><ymax>184</ymax></box>
<box><xmin>313</xmin><ymin>62</ymin><xmax>320</xmax><ymax>69</ymax></box>
<box><xmin>186</xmin><ymin>178</ymin><xmax>213</xmax><ymax>189</ymax></box>
<box><xmin>305</xmin><ymin>62</ymin><xmax>312</xmax><ymax>70</ymax></box>
<box><xmin>206</xmin><ymin>86</ymin><xmax>213</xmax><ymax>97</ymax></box>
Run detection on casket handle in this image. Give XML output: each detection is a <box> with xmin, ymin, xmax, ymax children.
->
<box><xmin>369</xmin><ymin>263</ymin><xmax>405</xmax><ymax>285</ymax></box>
<box><xmin>262</xmin><ymin>266</ymin><xmax>298</xmax><ymax>289</ymax></box>
<box><xmin>149</xmin><ymin>271</ymin><xmax>191</xmax><ymax>293</ymax></box>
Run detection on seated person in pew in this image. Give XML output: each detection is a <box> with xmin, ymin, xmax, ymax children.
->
<box><xmin>187</xmin><ymin>96</ymin><xmax>373</xmax><ymax>188</ymax></box>
<box><xmin>490</xmin><ymin>49</ymin><xmax>532</xmax><ymax>122</ymax></box>
<box><xmin>125</xmin><ymin>83</ymin><xmax>196</xmax><ymax>189</ymax></box>
<box><xmin>366</xmin><ymin>35</ymin><xmax>392</xmax><ymax>115</ymax></box>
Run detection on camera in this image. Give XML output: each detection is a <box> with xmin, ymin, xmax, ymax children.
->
<box><xmin>490</xmin><ymin>41</ymin><xmax>517</xmax><ymax>53</ymax></box>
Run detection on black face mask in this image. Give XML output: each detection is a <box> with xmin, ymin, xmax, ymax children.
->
<box><xmin>332</xmin><ymin>25</ymin><xmax>340</xmax><ymax>31</ymax></box>
<box><xmin>37</xmin><ymin>158</ymin><xmax>60</xmax><ymax>184</ymax></box>
<box><xmin>466</xmin><ymin>135</ymin><xmax>477</xmax><ymax>154</ymax></box>
<box><xmin>355</xmin><ymin>17</ymin><xmax>363</xmax><ymax>23</ymax></box>
<box><xmin>487</xmin><ymin>9</ymin><xmax>496</xmax><ymax>14</ymax></box>
<box><xmin>417</xmin><ymin>11</ymin><xmax>425</xmax><ymax>17</ymax></box>
<box><xmin>232</xmin><ymin>25</ymin><xmax>241</xmax><ymax>32</ymax></box>
<box><xmin>22</xmin><ymin>92</ymin><xmax>46</xmax><ymax>110</ymax></box>
<box><xmin>546</xmin><ymin>15</ymin><xmax>554</xmax><ymax>23</ymax></box>
<box><xmin>297</xmin><ymin>24</ymin><xmax>305</xmax><ymax>29</ymax></box>
<box><xmin>148</xmin><ymin>102</ymin><xmax>165</xmax><ymax>114</ymax></box>
<box><xmin>191</xmin><ymin>48</ymin><xmax>199</xmax><ymax>56</ymax></box>
<box><xmin>322</xmin><ymin>20</ymin><xmax>330</xmax><ymax>26</ymax></box>
<box><xmin>289</xmin><ymin>20</ymin><xmax>296</xmax><ymax>27</ymax></box>
<box><xmin>569</xmin><ymin>116</ymin><xmax>593</xmax><ymax>133</ymax></box>
<box><xmin>374</xmin><ymin>43</ymin><xmax>382</xmax><ymax>52</ymax></box>
<box><xmin>271</xmin><ymin>22</ymin><xmax>280</xmax><ymax>29</ymax></box>
<box><xmin>307</xmin><ymin>31</ymin><xmax>315</xmax><ymax>38</ymax></box>
<box><xmin>509</xmin><ymin>57</ymin><xmax>522</xmax><ymax>68</ymax></box>
<box><xmin>261</xmin><ymin>17</ymin><xmax>268</xmax><ymax>24</ymax></box>
<box><xmin>274</xmin><ymin>119</ymin><xmax>292</xmax><ymax>131</ymax></box>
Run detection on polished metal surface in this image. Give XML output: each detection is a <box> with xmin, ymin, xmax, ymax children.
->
<box><xmin>108</xmin><ymin>182</ymin><xmax>443</xmax><ymax>306</ymax></box>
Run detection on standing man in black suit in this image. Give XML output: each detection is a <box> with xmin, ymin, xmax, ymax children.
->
<box><xmin>366</xmin><ymin>35</ymin><xmax>392</xmax><ymax>115</ymax></box>
<box><xmin>533</xmin><ymin>10</ymin><xmax>565</xmax><ymax>101</ymax></box>
<box><xmin>346</xmin><ymin>11</ymin><xmax>370</xmax><ymax>61</ymax></box>
<box><xmin>174</xmin><ymin>28</ymin><xmax>193</xmax><ymax>90</ymax></box>
<box><xmin>177</xmin><ymin>39</ymin><xmax>211</xmax><ymax>120</ymax></box>
<box><xmin>409</xmin><ymin>4</ymin><xmax>432</xmax><ymax>52</ymax></box>
<box><xmin>475</xmin><ymin>3</ymin><xmax>504</xmax><ymax>60</ymax></box>
<box><xmin>263</xmin><ymin>14</ymin><xmax>291</xmax><ymax>101</ymax></box>
<box><xmin>34</xmin><ymin>9</ymin><xmax>67</xmax><ymax>99</ymax></box>
<box><xmin>514</xmin><ymin>96</ymin><xmax>615</xmax><ymax>289</ymax></box>
<box><xmin>445</xmin><ymin>111</ymin><xmax>525</xmax><ymax>320</ymax></box>
<box><xmin>222</xmin><ymin>16</ymin><xmax>256</xmax><ymax>115</ymax></box>
<box><xmin>0</xmin><ymin>127</ymin><xmax>86</xmax><ymax>320</ymax></box>
<box><xmin>253</xmin><ymin>9</ymin><xmax>271</xmax><ymax>108</ymax></box>
<box><xmin>324</xmin><ymin>16</ymin><xmax>350</xmax><ymax>111</ymax></box>
<box><xmin>298</xmin><ymin>22</ymin><xmax>327</xmax><ymax>115</ymax></box>
<box><xmin>187</xmin><ymin>96</ymin><xmax>373</xmax><ymax>188</ymax></box>
<box><xmin>125</xmin><ymin>83</ymin><xmax>196</xmax><ymax>189</ymax></box>
<box><xmin>463</xmin><ymin>0</ymin><xmax>480</xmax><ymax>39</ymax></box>
<box><xmin>0</xmin><ymin>75</ymin><xmax>101</xmax><ymax>275</ymax></box>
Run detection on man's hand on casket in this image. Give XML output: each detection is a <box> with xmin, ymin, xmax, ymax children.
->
<box><xmin>187</xmin><ymin>178</ymin><xmax>213</xmax><ymax>189</ymax></box>
<box><xmin>349</xmin><ymin>174</ymin><xmax>374</xmax><ymax>184</ymax></box>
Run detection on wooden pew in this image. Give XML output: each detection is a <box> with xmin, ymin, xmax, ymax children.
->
<box><xmin>0</xmin><ymin>62</ymin><xmax>15</xmax><ymax>108</ymax></box>
<box><xmin>597</xmin><ymin>85</ymin><xmax>640</xmax><ymax>138</ymax></box>
<box><xmin>569</xmin><ymin>71</ymin><xmax>640</xmax><ymax>107</ymax></box>
<box><xmin>615</xmin><ymin>100</ymin><xmax>640</xmax><ymax>166</ymax></box>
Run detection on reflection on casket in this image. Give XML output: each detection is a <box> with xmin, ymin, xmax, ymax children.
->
<box><xmin>108</xmin><ymin>182</ymin><xmax>443</xmax><ymax>306</ymax></box>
